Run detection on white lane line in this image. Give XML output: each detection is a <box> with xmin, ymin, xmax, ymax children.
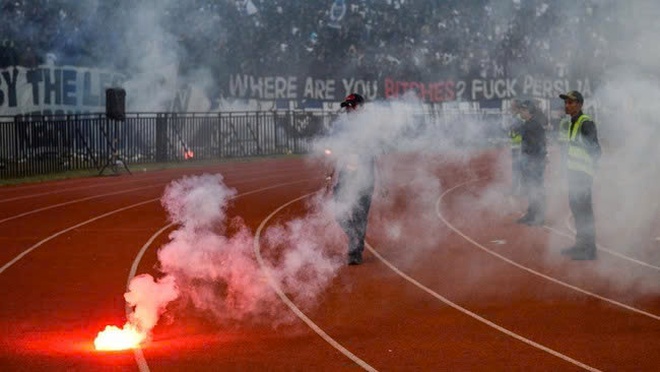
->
<box><xmin>435</xmin><ymin>178</ymin><xmax>660</xmax><ymax>322</ymax></box>
<box><xmin>254</xmin><ymin>192</ymin><xmax>378</xmax><ymax>372</ymax></box>
<box><xmin>0</xmin><ymin>184</ymin><xmax>161</xmax><ymax>225</ymax></box>
<box><xmin>0</xmin><ymin>199</ymin><xmax>157</xmax><ymax>275</ymax></box>
<box><xmin>0</xmin><ymin>173</ymin><xmax>316</xmax><ymax>274</ymax></box>
<box><xmin>0</xmin><ymin>177</ymin><xmax>318</xmax><ymax>372</ymax></box>
<box><xmin>126</xmin><ymin>180</ymin><xmax>317</xmax><ymax>372</ymax></box>
<box><xmin>0</xmin><ymin>178</ymin><xmax>163</xmax><ymax>204</ymax></box>
<box><xmin>128</xmin><ymin>223</ymin><xmax>173</xmax><ymax>372</ymax></box>
<box><xmin>550</xmin><ymin>213</ymin><xmax>660</xmax><ymax>272</ymax></box>
<box><xmin>259</xmin><ymin>192</ymin><xmax>595</xmax><ymax>371</ymax></box>
<box><xmin>0</xmin><ymin>162</ymin><xmax>304</xmax><ymax>203</ymax></box>
<box><xmin>364</xmin><ymin>243</ymin><xmax>600</xmax><ymax>371</ymax></box>
<box><xmin>0</xmin><ymin>172</ymin><xmax>309</xmax><ymax>226</ymax></box>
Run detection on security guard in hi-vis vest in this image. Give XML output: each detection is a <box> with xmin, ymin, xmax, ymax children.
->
<box><xmin>558</xmin><ymin>91</ymin><xmax>601</xmax><ymax>260</ymax></box>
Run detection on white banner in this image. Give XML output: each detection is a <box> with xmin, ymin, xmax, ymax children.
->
<box><xmin>0</xmin><ymin>65</ymin><xmax>124</xmax><ymax>116</ymax></box>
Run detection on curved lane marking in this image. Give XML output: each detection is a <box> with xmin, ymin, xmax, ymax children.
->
<box><xmin>0</xmin><ymin>185</ymin><xmax>161</xmax><ymax>225</ymax></box>
<box><xmin>364</xmin><ymin>243</ymin><xmax>600</xmax><ymax>371</ymax></box>
<box><xmin>253</xmin><ymin>192</ymin><xmax>378</xmax><ymax>372</ymax></box>
<box><xmin>0</xmin><ymin>173</ymin><xmax>316</xmax><ymax>273</ymax></box>
<box><xmin>435</xmin><ymin>178</ymin><xmax>660</xmax><ymax>322</ymax></box>
<box><xmin>127</xmin><ymin>180</ymin><xmax>319</xmax><ymax>372</ymax></box>
<box><xmin>0</xmin><ymin>162</ymin><xmax>304</xmax><ymax>203</ymax></box>
<box><xmin>0</xmin><ymin>177</ymin><xmax>318</xmax><ymax>370</ymax></box>
<box><xmin>127</xmin><ymin>223</ymin><xmax>173</xmax><ymax>372</ymax></box>
<box><xmin>0</xmin><ymin>172</ymin><xmax>305</xmax><ymax>226</ymax></box>
<box><xmin>549</xmin><ymin>213</ymin><xmax>660</xmax><ymax>272</ymax></box>
<box><xmin>256</xmin><ymin>192</ymin><xmax>596</xmax><ymax>371</ymax></box>
<box><xmin>0</xmin><ymin>178</ymin><xmax>166</xmax><ymax>204</ymax></box>
<box><xmin>0</xmin><ymin>199</ymin><xmax>157</xmax><ymax>275</ymax></box>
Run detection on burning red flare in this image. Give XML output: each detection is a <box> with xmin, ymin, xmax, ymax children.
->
<box><xmin>94</xmin><ymin>323</ymin><xmax>147</xmax><ymax>351</ymax></box>
<box><xmin>184</xmin><ymin>149</ymin><xmax>194</xmax><ymax>160</ymax></box>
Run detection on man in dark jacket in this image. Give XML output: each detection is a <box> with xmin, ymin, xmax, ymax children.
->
<box><xmin>515</xmin><ymin>100</ymin><xmax>548</xmax><ymax>226</ymax></box>
<box><xmin>558</xmin><ymin>91</ymin><xmax>601</xmax><ymax>260</ymax></box>
<box><xmin>328</xmin><ymin>93</ymin><xmax>375</xmax><ymax>265</ymax></box>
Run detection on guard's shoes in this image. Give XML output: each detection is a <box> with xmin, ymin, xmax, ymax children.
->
<box><xmin>561</xmin><ymin>245</ymin><xmax>597</xmax><ymax>260</ymax></box>
<box><xmin>516</xmin><ymin>215</ymin><xmax>544</xmax><ymax>226</ymax></box>
<box><xmin>348</xmin><ymin>252</ymin><xmax>363</xmax><ymax>266</ymax></box>
<box><xmin>560</xmin><ymin>245</ymin><xmax>580</xmax><ymax>256</ymax></box>
<box><xmin>516</xmin><ymin>215</ymin><xmax>532</xmax><ymax>224</ymax></box>
<box><xmin>570</xmin><ymin>249</ymin><xmax>597</xmax><ymax>260</ymax></box>
<box><xmin>526</xmin><ymin>218</ymin><xmax>545</xmax><ymax>226</ymax></box>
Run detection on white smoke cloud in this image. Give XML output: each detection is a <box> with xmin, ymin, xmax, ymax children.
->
<box><xmin>555</xmin><ymin>3</ymin><xmax>660</xmax><ymax>295</ymax></box>
<box><xmin>124</xmin><ymin>274</ymin><xmax>179</xmax><ymax>333</ymax></box>
<box><xmin>118</xmin><ymin>1</ymin><xmax>182</xmax><ymax>112</ymax></box>
<box><xmin>262</xmin><ymin>201</ymin><xmax>345</xmax><ymax>306</ymax></box>
<box><xmin>161</xmin><ymin>173</ymin><xmax>237</xmax><ymax>231</ymax></box>
<box><xmin>430</xmin><ymin>1</ymin><xmax>660</xmax><ymax>299</ymax></box>
<box><xmin>307</xmin><ymin>93</ymin><xmax>508</xmax><ymax>272</ymax></box>
<box><xmin>124</xmin><ymin>172</ymin><xmax>353</xmax><ymax>334</ymax></box>
<box><xmin>120</xmin><ymin>1</ymin><xmax>660</xmax><ymax>335</ymax></box>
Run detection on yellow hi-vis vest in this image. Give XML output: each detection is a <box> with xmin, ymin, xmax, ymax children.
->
<box><xmin>567</xmin><ymin>114</ymin><xmax>596</xmax><ymax>176</ymax></box>
<box><xmin>509</xmin><ymin>128</ymin><xmax>522</xmax><ymax>149</ymax></box>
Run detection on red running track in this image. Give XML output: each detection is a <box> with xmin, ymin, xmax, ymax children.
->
<box><xmin>0</xmin><ymin>153</ymin><xmax>659</xmax><ymax>371</ymax></box>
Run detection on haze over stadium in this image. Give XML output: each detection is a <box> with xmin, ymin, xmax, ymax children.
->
<box><xmin>3</xmin><ymin>0</ymin><xmax>660</xmax><ymax>363</ymax></box>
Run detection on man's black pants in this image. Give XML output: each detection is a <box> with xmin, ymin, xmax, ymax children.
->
<box><xmin>511</xmin><ymin>148</ymin><xmax>523</xmax><ymax>195</ymax></box>
<box><xmin>522</xmin><ymin>156</ymin><xmax>546</xmax><ymax>221</ymax></box>
<box><xmin>338</xmin><ymin>193</ymin><xmax>373</xmax><ymax>256</ymax></box>
<box><xmin>568</xmin><ymin>170</ymin><xmax>596</xmax><ymax>249</ymax></box>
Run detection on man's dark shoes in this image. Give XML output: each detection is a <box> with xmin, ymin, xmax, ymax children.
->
<box><xmin>560</xmin><ymin>245</ymin><xmax>580</xmax><ymax>256</ymax></box>
<box><xmin>561</xmin><ymin>245</ymin><xmax>597</xmax><ymax>260</ymax></box>
<box><xmin>516</xmin><ymin>215</ymin><xmax>532</xmax><ymax>224</ymax></box>
<box><xmin>570</xmin><ymin>249</ymin><xmax>597</xmax><ymax>260</ymax></box>
<box><xmin>517</xmin><ymin>215</ymin><xmax>544</xmax><ymax>226</ymax></box>
<box><xmin>526</xmin><ymin>217</ymin><xmax>545</xmax><ymax>226</ymax></box>
<box><xmin>348</xmin><ymin>252</ymin><xmax>363</xmax><ymax>266</ymax></box>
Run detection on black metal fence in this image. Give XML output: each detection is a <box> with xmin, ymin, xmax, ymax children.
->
<box><xmin>0</xmin><ymin>109</ymin><xmax>509</xmax><ymax>179</ymax></box>
<box><xmin>0</xmin><ymin>111</ymin><xmax>337</xmax><ymax>179</ymax></box>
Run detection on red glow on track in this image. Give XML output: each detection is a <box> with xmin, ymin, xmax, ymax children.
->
<box><xmin>94</xmin><ymin>324</ymin><xmax>147</xmax><ymax>351</ymax></box>
<box><xmin>184</xmin><ymin>150</ymin><xmax>195</xmax><ymax>160</ymax></box>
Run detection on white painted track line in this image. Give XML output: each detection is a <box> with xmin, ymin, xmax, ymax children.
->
<box><xmin>548</xmin><ymin>213</ymin><xmax>660</xmax><ymax>272</ymax></box>
<box><xmin>254</xmin><ymin>192</ymin><xmax>379</xmax><ymax>372</ymax></box>
<box><xmin>435</xmin><ymin>178</ymin><xmax>660</xmax><ymax>322</ymax></box>
<box><xmin>0</xmin><ymin>198</ymin><xmax>157</xmax><ymax>275</ymax></box>
<box><xmin>0</xmin><ymin>184</ymin><xmax>161</xmax><ymax>225</ymax></box>
<box><xmin>126</xmin><ymin>180</ymin><xmax>319</xmax><ymax>372</ymax></box>
<box><xmin>255</xmin><ymin>192</ymin><xmax>597</xmax><ymax>371</ymax></box>
<box><xmin>364</xmin><ymin>242</ymin><xmax>600</xmax><ymax>371</ymax></box>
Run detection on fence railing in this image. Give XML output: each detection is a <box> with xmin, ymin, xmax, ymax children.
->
<box><xmin>0</xmin><ymin>109</ymin><xmax>508</xmax><ymax>179</ymax></box>
<box><xmin>0</xmin><ymin>111</ymin><xmax>342</xmax><ymax>179</ymax></box>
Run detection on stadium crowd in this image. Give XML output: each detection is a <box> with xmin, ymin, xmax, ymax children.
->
<box><xmin>1</xmin><ymin>0</ymin><xmax>616</xmax><ymax>80</ymax></box>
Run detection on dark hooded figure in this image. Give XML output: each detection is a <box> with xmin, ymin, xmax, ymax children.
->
<box><xmin>329</xmin><ymin>93</ymin><xmax>375</xmax><ymax>265</ymax></box>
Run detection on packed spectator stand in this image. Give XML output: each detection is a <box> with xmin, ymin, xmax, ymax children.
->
<box><xmin>1</xmin><ymin>0</ymin><xmax>614</xmax><ymax>80</ymax></box>
<box><xmin>0</xmin><ymin>0</ymin><xmax>628</xmax><ymax>179</ymax></box>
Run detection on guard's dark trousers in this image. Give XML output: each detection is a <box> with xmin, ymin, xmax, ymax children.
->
<box><xmin>511</xmin><ymin>148</ymin><xmax>523</xmax><ymax>195</ymax></box>
<box><xmin>568</xmin><ymin>170</ymin><xmax>596</xmax><ymax>249</ymax></box>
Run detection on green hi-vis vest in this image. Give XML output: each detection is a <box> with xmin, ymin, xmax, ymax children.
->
<box><xmin>567</xmin><ymin>114</ymin><xmax>596</xmax><ymax>176</ymax></box>
<box><xmin>557</xmin><ymin>117</ymin><xmax>571</xmax><ymax>143</ymax></box>
<box><xmin>509</xmin><ymin>129</ymin><xmax>522</xmax><ymax>149</ymax></box>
